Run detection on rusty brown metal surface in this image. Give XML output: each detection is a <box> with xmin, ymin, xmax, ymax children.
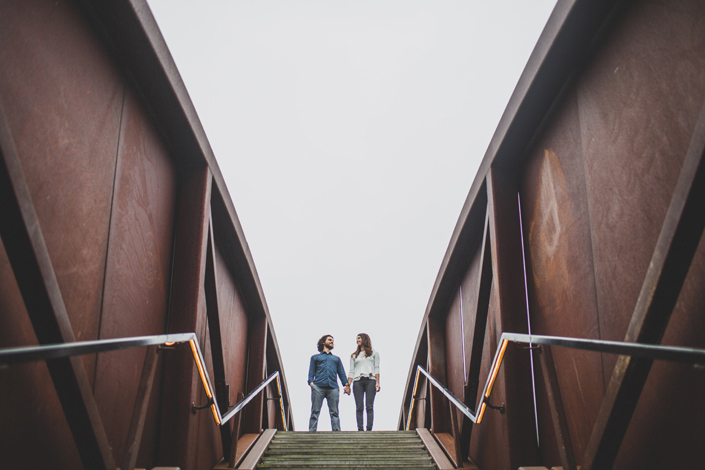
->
<box><xmin>417</xmin><ymin>428</ymin><xmax>455</xmax><ymax>470</ymax></box>
<box><xmin>444</xmin><ymin>288</ymin><xmax>464</xmax><ymax>411</ymax></box>
<box><xmin>244</xmin><ymin>316</ymin><xmax>268</xmax><ymax>434</ymax></box>
<box><xmin>576</xmin><ymin>0</ymin><xmax>705</xmax><ymax>377</ymax></box>
<box><xmin>159</xmin><ymin>168</ymin><xmax>212</xmax><ymax>470</ymax></box>
<box><xmin>214</xmin><ymin>243</ymin><xmax>250</xmax><ymax>408</ymax></box>
<box><xmin>582</xmin><ymin>74</ymin><xmax>705</xmax><ymax>470</ymax></box>
<box><xmin>538</xmin><ymin>346</ymin><xmax>576</xmax><ymax>470</ymax></box>
<box><xmin>196</xmin><ymin>330</ymin><xmax>224</xmax><ymax>470</ymax></box>
<box><xmin>460</xmin><ymin>211</ymin><xmax>493</xmax><ymax>458</ymax></box>
<box><xmin>0</xmin><ymin>103</ymin><xmax>115</xmax><ymax>469</ymax></box>
<box><xmin>487</xmin><ymin>169</ymin><xmax>541</xmax><ymax>469</ymax></box>
<box><xmin>205</xmin><ymin>226</ymin><xmax>234</xmax><ymax>457</ymax></box>
<box><xmin>520</xmin><ymin>92</ymin><xmax>605</xmax><ymax>465</ymax></box>
<box><xmin>402</xmin><ymin>1</ymin><xmax>705</xmax><ymax>469</ymax></box>
<box><xmin>0</xmin><ymin>240</ymin><xmax>84</xmax><ymax>468</ymax></box>
<box><xmin>0</xmin><ymin>3</ymin><xmax>122</xmax><ymax>465</ymax></box>
<box><xmin>94</xmin><ymin>87</ymin><xmax>177</xmax><ymax>466</ymax></box>
<box><xmin>468</xmin><ymin>289</ymin><xmax>505</xmax><ymax>470</ymax></box>
<box><xmin>237</xmin><ymin>429</ymin><xmax>277</xmax><ymax>470</ymax></box>
<box><xmin>427</xmin><ymin>315</ymin><xmax>450</xmax><ymax>434</ymax></box>
<box><xmin>0</xmin><ymin>0</ymin><xmax>292</xmax><ymax>469</ymax></box>
<box><xmin>0</xmin><ymin>0</ymin><xmax>124</xmax><ymax>382</ymax></box>
<box><xmin>122</xmin><ymin>345</ymin><xmax>160</xmax><ymax>470</ymax></box>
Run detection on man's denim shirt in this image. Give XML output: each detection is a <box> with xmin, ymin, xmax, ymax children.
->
<box><xmin>308</xmin><ymin>351</ymin><xmax>347</xmax><ymax>389</ymax></box>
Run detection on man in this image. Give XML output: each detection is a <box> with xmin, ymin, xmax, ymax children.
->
<box><xmin>308</xmin><ymin>334</ymin><xmax>350</xmax><ymax>431</ymax></box>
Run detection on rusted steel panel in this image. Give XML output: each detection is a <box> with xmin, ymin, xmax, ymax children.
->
<box><xmin>0</xmin><ymin>107</ymin><xmax>115</xmax><ymax>468</ymax></box>
<box><xmin>443</xmin><ymin>292</ymin><xmax>465</xmax><ymax>465</ymax></box>
<box><xmin>399</xmin><ymin>330</ymin><xmax>430</xmax><ymax>430</ymax></box>
<box><xmin>404</xmin><ymin>1</ymin><xmax>705</xmax><ymax>469</ymax></box>
<box><xmin>0</xmin><ymin>1</ymin><xmax>292</xmax><ymax>469</ymax></box>
<box><xmin>0</xmin><ymin>1</ymin><xmax>123</xmax><ymax>464</ymax></box>
<box><xmin>265</xmin><ymin>328</ymin><xmax>289</xmax><ymax>430</ymax></box>
<box><xmin>94</xmin><ymin>87</ymin><xmax>177</xmax><ymax>466</ymax></box>
<box><xmin>538</xmin><ymin>346</ymin><xmax>577</xmax><ymax>470</ymax></box>
<box><xmin>583</xmin><ymin>54</ymin><xmax>705</xmax><ymax>470</ymax></box>
<box><xmin>520</xmin><ymin>92</ymin><xmax>605</xmax><ymax>465</ymax></box>
<box><xmin>487</xmin><ymin>169</ymin><xmax>540</xmax><ymax>469</ymax></box>
<box><xmin>244</xmin><ymin>316</ymin><xmax>268</xmax><ymax>434</ymax></box>
<box><xmin>0</xmin><ymin>0</ymin><xmax>123</xmax><ymax>379</ymax></box>
<box><xmin>616</xmin><ymin>313</ymin><xmax>705</xmax><ymax>469</ymax></box>
<box><xmin>427</xmin><ymin>315</ymin><xmax>450</xmax><ymax>434</ymax></box>
<box><xmin>445</xmin><ymin>236</ymin><xmax>484</xmax><ymax>402</ymax></box>
<box><xmin>204</xmin><ymin>228</ymin><xmax>234</xmax><ymax>457</ymax></box>
<box><xmin>214</xmin><ymin>244</ymin><xmax>250</xmax><ymax>408</ymax></box>
<box><xmin>573</xmin><ymin>1</ymin><xmax>705</xmax><ymax>468</ymax></box>
<box><xmin>577</xmin><ymin>0</ymin><xmax>705</xmax><ymax>375</ymax></box>
<box><xmin>0</xmin><ymin>238</ymin><xmax>87</xmax><ymax>468</ymax></box>
<box><xmin>265</xmin><ymin>382</ymin><xmax>277</xmax><ymax>430</ymax></box>
<box><xmin>415</xmin><ymin>371</ymin><xmax>429</xmax><ymax>429</ymax></box>
<box><xmin>159</xmin><ymin>168</ymin><xmax>211</xmax><ymax>470</ymax></box>
<box><xmin>460</xmin><ymin>214</ymin><xmax>493</xmax><ymax>456</ymax></box>
<box><xmin>122</xmin><ymin>345</ymin><xmax>160</xmax><ymax>470</ymax></box>
<box><xmin>196</xmin><ymin>325</ymin><xmax>224</xmax><ymax>470</ymax></box>
<box><xmin>444</xmin><ymin>292</ymin><xmax>464</xmax><ymax>410</ymax></box>
<box><xmin>584</xmin><ymin>126</ymin><xmax>705</xmax><ymax>467</ymax></box>
<box><xmin>459</xmin><ymin>229</ymin><xmax>485</xmax><ymax>389</ymax></box>
<box><xmin>468</xmin><ymin>285</ymin><xmax>505</xmax><ymax>470</ymax></box>
<box><xmin>0</xmin><ymin>0</ymin><xmax>121</xmax><ymax>466</ymax></box>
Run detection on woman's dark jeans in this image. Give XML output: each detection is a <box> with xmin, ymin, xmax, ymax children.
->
<box><xmin>352</xmin><ymin>377</ymin><xmax>377</xmax><ymax>431</ymax></box>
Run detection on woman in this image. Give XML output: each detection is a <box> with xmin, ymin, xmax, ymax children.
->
<box><xmin>347</xmin><ymin>333</ymin><xmax>380</xmax><ymax>431</ymax></box>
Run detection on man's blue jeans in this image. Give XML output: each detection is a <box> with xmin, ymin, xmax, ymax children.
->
<box><xmin>309</xmin><ymin>384</ymin><xmax>340</xmax><ymax>431</ymax></box>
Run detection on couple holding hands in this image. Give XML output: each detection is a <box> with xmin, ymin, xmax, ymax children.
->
<box><xmin>307</xmin><ymin>333</ymin><xmax>380</xmax><ymax>432</ymax></box>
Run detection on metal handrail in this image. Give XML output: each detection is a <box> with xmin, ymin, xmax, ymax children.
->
<box><xmin>0</xmin><ymin>333</ymin><xmax>287</xmax><ymax>430</ymax></box>
<box><xmin>406</xmin><ymin>332</ymin><xmax>705</xmax><ymax>430</ymax></box>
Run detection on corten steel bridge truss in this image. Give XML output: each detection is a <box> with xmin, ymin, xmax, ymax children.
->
<box><xmin>0</xmin><ymin>1</ymin><xmax>292</xmax><ymax>469</ymax></box>
<box><xmin>399</xmin><ymin>1</ymin><xmax>705</xmax><ymax>469</ymax></box>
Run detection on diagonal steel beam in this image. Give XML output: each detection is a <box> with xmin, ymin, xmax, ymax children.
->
<box><xmin>0</xmin><ymin>103</ymin><xmax>115</xmax><ymax>469</ymax></box>
<box><xmin>539</xmin><ymin>345</ymin><xmax>576</xmax><ymax>470</ymax></box>
<box><xmin>205</xmin><ymin>219</ymin><xmax>234</xmax><ymax>458</ymax></box>
<box><xmin>121</xmin><ymin>345</ymin><xmax>160</xmax><ymax>470</ymax></box>
<box><xmin>460</xmin><ymin>208</ymin><xmax>493</xmax><ymax>456</ymax></box>
<box><xmin>583</xmin><ymin>103</ymin><xmax>705</xmax><ymax>469</ymax></box>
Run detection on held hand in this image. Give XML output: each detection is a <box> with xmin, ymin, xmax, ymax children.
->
<box><xmin>376</xmin><ymin>383</ymin><xmax>381</xmax><ymax>392</ymax></box>
<box><xmin>344</xmin><ymin>384</ymin><xmax>351</xmax><ymax>395</ymax></box>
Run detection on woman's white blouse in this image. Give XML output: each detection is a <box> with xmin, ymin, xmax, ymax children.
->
<box><xmin>348</xmin><ymin>350</ymin><xmax>380</xmax><ymax>381</ymax></box>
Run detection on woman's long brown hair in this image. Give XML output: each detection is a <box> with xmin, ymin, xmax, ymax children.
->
<box><xmin>352</xmin><ymin>333</ymin><xmax>373</xmax><ymax>358</ymax></box>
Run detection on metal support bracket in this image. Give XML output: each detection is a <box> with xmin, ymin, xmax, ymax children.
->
<box><xmin>485</xmin><ymin>399</ymin><xmax>505</xmax><ymax>414</ymax></box>
<box><xmin>192</xmin><ymin>397</ymin><xmax>213</xmax><ymax>414</ymax></box>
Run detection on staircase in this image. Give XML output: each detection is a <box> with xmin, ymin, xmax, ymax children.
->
<box><xmin>255</xmin><ymin>431</ymin><xmax>438</xmax><ymax>469</ymax></box>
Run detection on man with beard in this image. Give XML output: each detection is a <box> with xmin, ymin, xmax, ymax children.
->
<box><xmin>308</xmin><ymin>334</ymin><xmax>350</xmax><ymax>431</ymax></box>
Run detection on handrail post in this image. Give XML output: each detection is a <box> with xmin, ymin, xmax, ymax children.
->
<box><xmin>122</xmin><ymin>345</ymin><xmax>160</xmax><ymax>470</ymax></box>
<box><xmin>448</xmin><ymin>397</ymin><xmax>463</xmax><ymax>467</ymax></box>
<box><xmin>538</xmin><ymin>345</ymin><xmax>576</xmax><ymax>470</ymax></box>
<box><xmin>406</xmin><ymin>365</ymin><xmax>422</xmax><ymax>431</ymax></box>
<box><xmin>228</xmin><ymin>392</ymin><xmax>245</xmax><ymax>468</ymax></box>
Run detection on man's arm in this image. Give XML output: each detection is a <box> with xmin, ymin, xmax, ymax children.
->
<box><xmin>308</xmin><ymin>355</ymin><xmax>316</xmax><ymax>386</ymax></box>
<box><xmin>337</xmin><ymin>357</ymin><xmax>351</xmax><ymax>394</ymax></box>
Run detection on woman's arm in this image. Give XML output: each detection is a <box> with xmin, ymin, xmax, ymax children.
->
<box><xmin>374</xmin><ymin>351</ymin><xmax>380</xmax><ymax>391</ymax></box>
<box><xmin>348</xmin><ymin>355</ymin><xmax>356</xmax><ymax>384</ymax></box>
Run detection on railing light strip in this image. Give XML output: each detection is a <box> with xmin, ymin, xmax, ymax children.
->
<box><xmin>0</xmin><ymin>334</ymin><xmax>287</xmax><ymax>431</ymax></box>
<box><xmin>406</xmin><ymin>332</ymin><xmax>705</xmax><ymax>430</ymax></box>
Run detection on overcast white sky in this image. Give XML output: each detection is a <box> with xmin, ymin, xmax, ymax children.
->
<box><xmin>146</xmin><ymin>0</ymin><xmax>557</xmax><ymax>432</ymax></box>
